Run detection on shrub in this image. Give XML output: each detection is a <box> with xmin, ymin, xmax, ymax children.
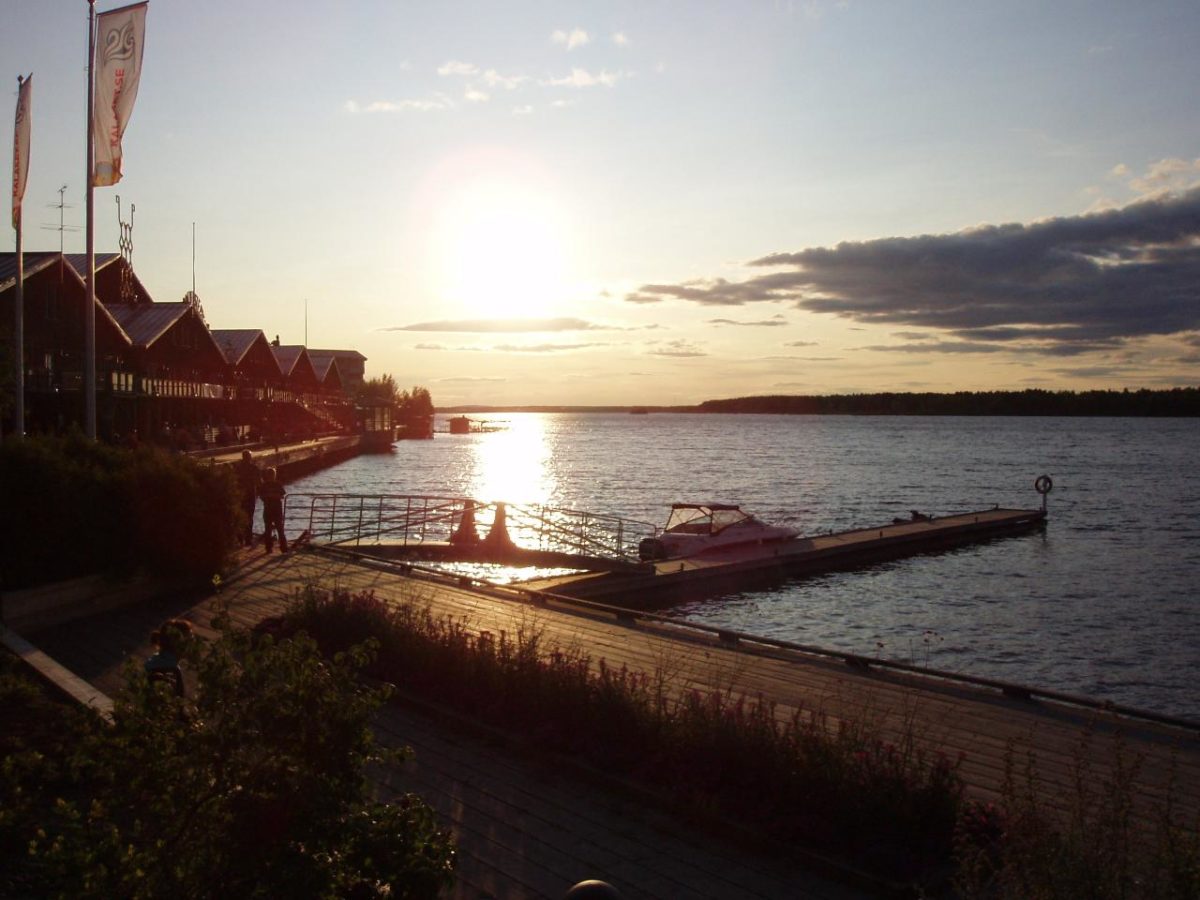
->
<box><xmin>954</xmin><ymin>737</ymin><xmax>1200</xmax><ymax>899</ymax></box>
<box><xmin>0</xmin><ymin>434</ymin><xmax>241</xmax><ymax>588</ymax></box>
<box><xmin>0</xmin><ymin>623</ymin><xmax>455</xmax><ymax>899</ymax></box>
<box><xmin>279</xmin><ymin>585</ymin><xmax>965</xmax><ymax>885</ymax></box>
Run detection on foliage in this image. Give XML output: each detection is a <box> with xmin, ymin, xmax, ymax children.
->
<box><xmin>278</xmin><ymin>585</ymin><xmax>965</xmax><ymax>885</ymax></box>
<box><xmin>0</xmin><ymin>434</ymin><xmax>241</xmax><ymax>589</ymax></box>
<box><xmin>698</xmin><ymin>387</ymin><xmax>1200</xmax><ymax>417</ymax></box>
<box><xmin>357</xmin><ymin>374</ymin><xmax>400</xmax><ymax>405</ymax></box>
<box><xmin>954</xmin><ymin>736</ymin><xmax>1200</xmax><ymax>899</ymax></box>
<box><xmin>355</xmin><ymin>378</ymin><xmax>434</xmax><ymax>420</ymax></box>
<box><xmin>0</xmin><ymin>623</ymin><xmax>455</xmax><ymax>899</ymax></box>
<box><xmin>397</xmin><ymin>386</ymin><xmax>434</xmax><ymax>419</ymax></box>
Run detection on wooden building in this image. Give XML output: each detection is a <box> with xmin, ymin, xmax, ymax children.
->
<box><xmin>2</xmin><ymin>252</ymin><xmax>361</xmax><ymax>445</ymax></box>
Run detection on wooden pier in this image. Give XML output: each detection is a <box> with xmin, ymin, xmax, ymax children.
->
<box><xmin>361</xmin><ymin>505</ymin><xmax>1049</xmax><ymax>609</ymax></box>
<box><xmin>21</xmin><ymin>545</ymin><xmax>1199</xmax><ymax>898</ymax></box>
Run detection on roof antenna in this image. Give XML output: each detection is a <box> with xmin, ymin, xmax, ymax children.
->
<box><xmin>41</xmin><ymin>185</ymin><xmax>80</xmax><ymax>255</ymax></box>
<box><xmin>191</xmin><ymin>221</ymin><xmax>196</xmax><ymax>296</ymax></box>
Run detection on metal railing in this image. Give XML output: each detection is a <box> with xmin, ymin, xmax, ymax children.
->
<box><xmin>310</xmin><ymin>541</ymin><xmax>1200</xmax><ymax>734</ymax></box>
<box><xmin>288</xmin><ymin>494</ymin><xmax>657</xmax><ymax>563</ymax></box>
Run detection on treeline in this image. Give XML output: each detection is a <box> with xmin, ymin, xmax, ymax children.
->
<box><xmin>697</xmin><ymin>387</ymin><xmax>1200</xmax><ymax>417</ymax></box>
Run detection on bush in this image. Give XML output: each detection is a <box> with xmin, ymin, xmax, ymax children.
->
<box><xmin>279</xmin><ymin>585</ymin><xmax>965</xmax><ymax>885</ymax></box>
<box><xmin>0</xmin><ymin>622</ymin><xmax>456</xmax><ymax>899</ymax></box>
<box><xmin>0</xmin><ymin>434</ymin><xmax>241</xmax><ymax>589</ymax></box>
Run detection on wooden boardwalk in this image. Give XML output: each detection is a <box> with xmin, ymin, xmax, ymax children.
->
<box><xmin>28</xmin><ymin>546</ymin><xmax>1200</xmax><ymax>897</ymax></box>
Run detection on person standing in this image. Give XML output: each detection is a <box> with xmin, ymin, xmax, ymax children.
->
<box><xmin>235</xmin><ymin>450</ymin><xmax>260</xmax><ymax>546</ymax></box>
<box><xmin>259</xmin><ymin>467</ymin><xmax>288</xmax><ymax>553</ymax></box>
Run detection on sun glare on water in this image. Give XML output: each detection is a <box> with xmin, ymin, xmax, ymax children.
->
<box><xmin>469</xmin><ymin>415</ymin><xmax>555</xmax><ymax>506</ymax></box>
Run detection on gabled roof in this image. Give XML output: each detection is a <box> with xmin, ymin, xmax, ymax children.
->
<box><xmin>307</xmin><ymin>351</ymin><xmax>341</xmax><ymax>377</ymax></box>
<box><xmin>65</xmin><ymin>253</ymin><xmax>154</xmax><ymax>305</ymax></box>
<box><xmin>212</xmin><ymin>329</ymin><xmax>268</xmax><ymax>366</ymax></box>
<box><xmin>105</xmin><ymin>302</ymin><xmax>192</xmax><ymax>348</ymax></box>
<box><xmin>271</xmin><ymin>344</ymin><xmax>307</xmax><ymax>377</ymax></box>
<box><xmin>64</xmin><ymin>252</ymin><xmax>122</xmax><ymax>275</ymax></box>
<box><xmin>308</xmin><ymin>347</ymin><xmax>367</xmax><ymax>361</ymax></box>
<box><xmin>0</xmin><ymin>252</ymin><xmax>131</xmax><ymax>347</ymax></box>
<box><xmin>0</xmin><ymin>252</ymin><xmax>66</xmax><ymax>291</ymax></box>
<box><xmin>270</xmin><ymin>345</ymin><xmax>321</xmax><ymax>390</ymax></box>
<box><xmin>308</xmin><ymin>353</ymin><xmax>345</xmax><ymax>390</ymax></box>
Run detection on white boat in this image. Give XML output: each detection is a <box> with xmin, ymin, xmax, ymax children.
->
<box><xmin>638</xmin><ymin>503</ymin><xmax>800</xmax><ymax>561</ymax></box>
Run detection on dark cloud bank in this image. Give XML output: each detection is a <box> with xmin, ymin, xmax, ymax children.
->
<box><xmin>628</xmin><ymin>188</ymin><xmax>1200</xmax><ymax>356</ymax></box>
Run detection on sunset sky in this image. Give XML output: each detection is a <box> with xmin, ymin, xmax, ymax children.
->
<box><xmin>5</xmin><ymin>1</ymin><xmax>1199</xmax><ymax>406</ymax></box>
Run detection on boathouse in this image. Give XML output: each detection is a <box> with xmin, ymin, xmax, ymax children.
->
<box><xmin>1</xmin><ymin>251</ymin><xmax>365</xmax><ymax>444</ymax></box>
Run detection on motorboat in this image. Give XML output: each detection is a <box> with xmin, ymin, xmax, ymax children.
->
<box><xmin>638</xmin><ymin>503</ymin><xmax>800</xmax><ymax>561</ymax></box>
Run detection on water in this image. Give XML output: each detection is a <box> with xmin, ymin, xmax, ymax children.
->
<box><xmin>288</xmin><ymin>413</ymin><xmax>1200</xmax><ymax>721</ymax></box>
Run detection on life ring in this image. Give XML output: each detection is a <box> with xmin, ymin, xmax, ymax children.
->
<box><xmin>1034</xmin><ymin>475</ymin><xmax>1053</xmax><ymax>495</ymax></box>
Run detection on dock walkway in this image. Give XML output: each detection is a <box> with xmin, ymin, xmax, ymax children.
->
<box><xmin>28</xmin><ymin>547</ymin><xmax>1200</xmax><ymax>897</ymax></box>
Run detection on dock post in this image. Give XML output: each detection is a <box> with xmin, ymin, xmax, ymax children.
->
<box><xmin>483</xmin><ymin>502</ymin><xmax>517</xmax><ymax>553</ymax></box>
<box><xmin>450</xmin><ymin>502</ymin><xmax>480</xmax><ymax>546</ymax></box>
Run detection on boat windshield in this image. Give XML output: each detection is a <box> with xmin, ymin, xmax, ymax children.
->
<box><xmin>664</xmin><ymin>505</ymin><xmax>751</xmax><ymax>535</ymax></box>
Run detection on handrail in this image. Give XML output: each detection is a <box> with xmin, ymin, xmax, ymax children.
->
<box><xmin>287</xmin><ymin>493</ymin><xmax>657</xmax><ymax>563</ymax></box>
<box><xmin>308</xmin><ymin>542</ymin><xmax>1200</xmax><ymax>735</ymax></box>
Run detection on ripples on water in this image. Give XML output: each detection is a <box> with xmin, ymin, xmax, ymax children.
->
<box><xmin>289</xmin><ymin>413</ymin><xmax>1200</xmax><ymax>721</ymax></box>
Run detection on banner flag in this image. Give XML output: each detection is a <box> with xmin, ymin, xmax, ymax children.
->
<box><xmin>93</xmin><ymin>2</ymin><xmax>148</xmax><ymax>187</ymax></box>
<box><xmin>12</xmin><ymin>74</ymin><xmax>31</xmax><ymax>229</ymax></box>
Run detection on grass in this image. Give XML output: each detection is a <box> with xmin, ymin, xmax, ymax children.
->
<box><xmin>269</xmin><ymin>584</ymin><xmax>966</xmax><ymax>886</ymax></box>
<box><xmin>271</xmin><ymin>583</ymin><xmax>1200</xmax><ymax>897</ymax></box>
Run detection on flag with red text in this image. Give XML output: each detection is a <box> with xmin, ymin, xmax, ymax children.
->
<box><xmin>93</xmin><ymin>2</ymin><xmax>148</xmax><ymax>187</ymax></box>
<box><xmin>12</xmin><ymin>74</ymin><xmax>31</xmax><ymax>229</ymax></box>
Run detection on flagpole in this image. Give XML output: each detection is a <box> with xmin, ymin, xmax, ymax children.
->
<box><xmin>84</xmin><ymin>0</ymin><xmax>97</xmax><ymax>439</ymax></box>
<box><xmin>13</xmin><ymin>78</ymin><xmax>25</xmax><ymax>439</ymax></box>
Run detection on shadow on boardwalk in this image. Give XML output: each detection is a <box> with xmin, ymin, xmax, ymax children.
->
<box><xmin>27</xmin><ymin>549</ymin><xmax>869</xmax><ymax>900</ymax></box>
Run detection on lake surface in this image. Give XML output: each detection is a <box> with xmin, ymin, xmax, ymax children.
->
<box><xmin>287</xmin><ymin>413</ymin><xmax>1200</xmax><ymax>722</ymax></box>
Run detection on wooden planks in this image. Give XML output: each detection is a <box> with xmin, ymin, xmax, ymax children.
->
<box><xmin>26</xmin><ymin>545</ymin><xmax>1199</xmax><ymax>896</ymax></box>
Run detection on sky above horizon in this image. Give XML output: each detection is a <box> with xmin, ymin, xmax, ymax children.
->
<box><xmin>4</xmin><ymin>0</ymin><xmax>1199</xmax><ymax>406</ymax></box>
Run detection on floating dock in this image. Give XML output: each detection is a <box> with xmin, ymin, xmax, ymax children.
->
<box><xmin>350</xmin><ymin>505</ymin><xmax>1047</xmax><ymax>609</ymax></box>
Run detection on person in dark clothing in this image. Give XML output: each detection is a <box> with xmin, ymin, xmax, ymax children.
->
<box><xmin>259</xmin><ymin>466</ymin><xmax>288</xmax><ymax>553</ymax></box>
<box><xmin>235</xmin><ymin>450</ymin><xmax>260</xmax><ymax>546</ymax></box>
<box><xmin>144</xmin><ymin>618</ymin><xmax>194</xmax><ymax>697</ymax></box>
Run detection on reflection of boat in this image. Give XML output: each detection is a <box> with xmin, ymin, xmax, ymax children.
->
<box><xmin>638</xmin><ymin>503</ymin><xmax>800</xmax><ymax>561</ymax></box>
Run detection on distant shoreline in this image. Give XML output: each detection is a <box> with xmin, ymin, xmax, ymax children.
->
<box><xmin>438</xmin><ymin>387</ymin><xmax>1200</xmax><ymax>417</ymax></box>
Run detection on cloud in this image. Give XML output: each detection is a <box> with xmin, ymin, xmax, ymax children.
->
<box><xmin>1127</xmin><ymin>158</ymin><xmax>1200</xmax><ymax>197</ymax></box>
<box><xmin>482</xmin><ymin>69</ymin><xmax>528</xmax><ymax>90</ymax></box>
<box><xmin>437</xmin><ymin>375</ymin><xmax>507</xmax><ymax>383</ymax></box>
<box><xmin>345</xmin><ymin>96</ymin><xmax>453</xmax><ymax>113</ymax></box>
<box><xmin>463</xmin><ymin>87</ymin><xmax>489</xmax><ymax>103</ymax></box>
<box><xmin>627</xmin><ymin>187</ymin><xmax>1200</xmax><ymax>355</ymax></box>
<box><xmin>384</xmin><ymin>317</ymin><xmax>609</xmax><ymax>333</ymax></box>
<box><xmin>784</xmin><ymin>340</ymin><xmax>818</xmax><ymax>347</ymax></box>
<box><xmin>493</xmin><ymin>342</ymin><xmax>608</xmax><ymax>353</ymax></box>
<box><xmin>543</xmin><ymin>68</ymin><xmax>625</xmax><ymax>88</ymax></box>
<box><xmin>612</xmin><ymin>32</ymin><xmax>630</xmax><ymax>47</ymax></box>
<box><xmin>437</xmin><ymin>60</ymin><xmax>479</xmax><ymax>76</ymax></box>
<box><xmin>551</xmin><ymin>28</ymin><xmax>590</xmax><ymax>50</ymax></box>
<box><xmin>512</xmin><ymin>105</ymin><xmax>534</xmax><ymax>116</ymax></box>
<box><xmin>707</xmin><ymin>315</ymin><xmax>788</xmax><ymax>327</ymax></box>
<box><xmin>647</xmin><ymin>339</ymin><xmax>707</xmax><ymax>358</ymax></box>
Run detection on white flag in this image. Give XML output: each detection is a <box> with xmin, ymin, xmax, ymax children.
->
<box><xmin>93</xmin><ymin>2</ymin><xmax>148</xmax><ymax>187</ymax></box>
<box><xmin>12</xmin><ymin>74</ymin><xmax>31</xmax><ymax>229</ymax></box>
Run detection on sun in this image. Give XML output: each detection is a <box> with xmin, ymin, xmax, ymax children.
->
<box><xmin>431</xmin><ymin>174</ymin><xmax>570</xmax><ymax>319</ymax></box>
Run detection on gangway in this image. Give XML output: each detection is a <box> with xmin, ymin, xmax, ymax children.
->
<box><xmin>285</xmin><ymin>494</ymin><xmax>656</xmax><ymax>571</ymax></box>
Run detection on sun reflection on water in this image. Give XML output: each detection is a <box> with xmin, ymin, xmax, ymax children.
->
<box><xmin>467</xmin><ymin>414</ymin><xmax>556</xmax><ymax>505</ymax></box>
